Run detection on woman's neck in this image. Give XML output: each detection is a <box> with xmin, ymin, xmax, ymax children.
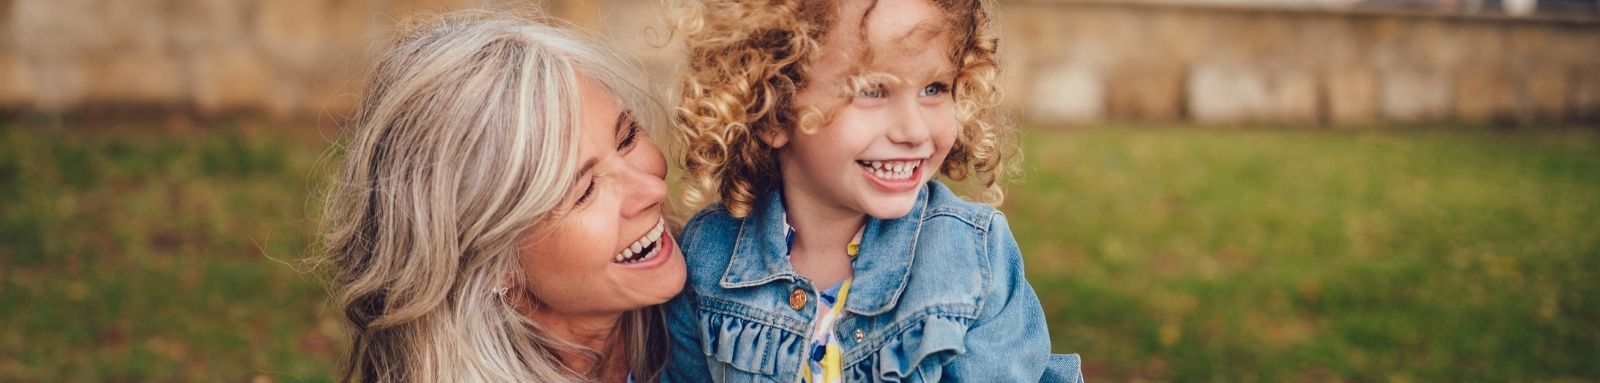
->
<box><xmin>526</xmin><ymin>308</ymin><xmax>630</xmax><ymax>381</ymax></box>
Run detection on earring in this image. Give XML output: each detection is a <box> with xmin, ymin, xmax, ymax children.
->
<box><xmin>491</xmin><ymin>286</ymin><xmax>510</xmax><ymax>298</ymax></box>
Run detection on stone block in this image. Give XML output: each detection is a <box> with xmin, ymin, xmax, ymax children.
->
<box><xmin>1106</xmin><ymin>64</ymin><xmax>1184</xmax><ymax>121</ymax></box>
<box><xmin>254</xmin><ymin>0</ymin><xmax>379</xmax><ymax>72</ymax></box>
<box><xmin>0</xmin><ymin>0</ymin><xmax>13</xmax><ymax>48</ymax></box>
<box><xmin>1028</xmin><ymin>61</ymin><xmax>1104</xmax><ymax>123</ymax></box>
<box><xmin>190</xmin><ymin>47</ymin><xmax>289</xmax><ymax>117</ymax></box>
<box><xmin>1571</xmin><ymin>65</ymin><xmax>1600</xmax><ymax>120</ymax></box>
<box><xmin>255</xmin><ymin>0</ymin><xmax>331</xmax><ymax>72</ymax></box>
<box><xmin>1273</xmin><ymin>70</ymin><xmax>1320</xmax><ymax>124</ymax></box>
<box><xmin>0</xmin><ymin>53</ymin><xmax>27</xmax><ymax>107</ymax></box>
<box><xmin>1325</xmin><ymin>67</ymin><xmax>1378</xmax><ymax>125</ymax></box>
<box><xmin>301</xmin><ymin>75</ymin><xmax>366</xmax><ymax>119</ymax></box>
<box><xmin>384</xmin><ymin>0</ymin><xmax>480</xmax><ymax>19</ymax></box>
<box><xmin>1453</xmin><ymin>67</ymin><xmax>1517</xmax><ymax>121</ymax></box>
<box><xmin>1187</xmin><ymin>63</ymin><xmax>1268</xmax><ymax>123</ymax></box>
<box><xmin>83</xmin><ymin>51</ymin><xmax>186</xmax><ymax>104</ymax></box>
<box><xmin>1187</xmin><ymin>63</ymin><xmax>1317</xmax><ymax>123</ymax></box>
<box><xmin>1380</xmin><ymin>68</ymin><xmax>1452</xmax><ymax>121</ymax></box>
<box><xmin>20</xmin><ymin>58</ymin><xmax>89</xmax><ymax>112</ymax></box>
<box><xmin>168</xmin><ymin>0</ymin><xmax>250</xmax><ymax>51</ymax></box>
<box><xmin>1522</xmin><ymin>69</ymin><xmax>1569</xmax><ymax>120</ymax></box>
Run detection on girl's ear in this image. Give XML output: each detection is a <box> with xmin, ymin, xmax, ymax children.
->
<box><xmin>759</xmin><ymin>128</ymin><xmax>791</xmax><ymax>149</ymax></box>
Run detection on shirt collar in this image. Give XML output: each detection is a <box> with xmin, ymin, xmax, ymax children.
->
<box><xmin>719</xmin><ymin>185</ymin><xmax>930</xmax><ymax>316</ymax></box>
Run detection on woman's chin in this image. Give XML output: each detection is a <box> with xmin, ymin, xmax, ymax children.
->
<box><xmin>613</xmin><ymin>234</ymin><xmax>687</xmax><ymax>305</ymax></box>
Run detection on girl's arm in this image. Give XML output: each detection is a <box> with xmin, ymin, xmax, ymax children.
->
<box><xmin>663</xmin><ymin>288</ymin><xmax>713</xmax><ymax>382</ymax></box>
<box><xmin>941</xmin><ymin>212</ymin><xmax>1056</xmax><ymax>381</ymax></box>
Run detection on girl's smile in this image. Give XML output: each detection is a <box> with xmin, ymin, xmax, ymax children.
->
<box><xmin>856</xmin><ymin>158</ymin><xmax>926</xmax><ymax>192</ymax></box>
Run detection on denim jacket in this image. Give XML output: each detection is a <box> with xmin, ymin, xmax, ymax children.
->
<box><xmin>665</xmin><ymin>181</ymin><xmax>1083</xmax><ymax>382</ymax></box>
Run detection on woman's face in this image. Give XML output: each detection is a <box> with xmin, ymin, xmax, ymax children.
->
<box><xmin>518</xmin><ymin>73</ymin><xmax>686</xmax><ymax>319</ymax></box>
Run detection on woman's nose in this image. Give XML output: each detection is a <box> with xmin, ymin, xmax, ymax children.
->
<box><xmin>620</xmin><ymin>146</ymin><xmax>668</xmax><ymax>217</ymax></box>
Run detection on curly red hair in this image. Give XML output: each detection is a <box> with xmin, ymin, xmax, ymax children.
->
<box><xmin>675</xmin><ymin>0</ymin><xmax>1013</xmax><ymax>217</ymax></box>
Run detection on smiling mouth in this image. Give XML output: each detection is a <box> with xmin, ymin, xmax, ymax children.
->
<box><xmin>856</xmin><ymin>159</ymin><xmax>923</xmax><ymax>181</ymax></box>
<box><xmin>613</xmin><ymin>217</ymin><xmax>666</xmax><ymax>264</ymax></box>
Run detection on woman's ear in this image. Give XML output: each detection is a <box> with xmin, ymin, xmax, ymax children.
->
<box><xmin>759</xmin><ymin>128</ymin><xmax>790</xmax><ymax>149</ymax></box>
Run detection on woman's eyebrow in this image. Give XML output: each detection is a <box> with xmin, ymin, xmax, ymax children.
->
<box><xmin>612</xmin><ymin>111</ymin><xmax>629</xmax><ymax>137</ymax></box>
<box><xmin>576</xmin><ymin>111</ymin><xmax>630</xmax><ymax>180</ymax></box>
<box><xmin>577</xmin><ymin>157</ymin><xmax>599</xmax><ymax>180</ymax></box>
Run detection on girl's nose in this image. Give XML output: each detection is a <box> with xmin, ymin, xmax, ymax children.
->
<box><xmin>887</xmin><ymin>99</ymin><xmax>932</xmax><ymax>146</ymax></box>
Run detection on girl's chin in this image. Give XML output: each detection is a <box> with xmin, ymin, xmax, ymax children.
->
<box><xmin>859</xmin><ymin>196</ymin><xmax>918</xmax><ymax>220</ymax></box>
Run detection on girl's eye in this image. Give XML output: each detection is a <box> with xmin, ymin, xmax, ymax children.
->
<box><xmin>919</xmin><ymin>82</ymin><xmax>950</xmax><ymax>97</ymax></box>
<box><xmin>859</xmin><ymin>84</ymin><xmax>887</xmax><ymax>99</ymax></box>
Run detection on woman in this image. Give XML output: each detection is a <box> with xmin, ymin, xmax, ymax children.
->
<box><xmin>319</xmin><ymin>13</ymin><xmax>686</xmax><ymax>382</ymax></box>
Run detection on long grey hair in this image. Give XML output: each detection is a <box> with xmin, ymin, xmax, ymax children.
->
<box><xmin>319</xmin><ymin>12</ymin><xmax>668</xmax><ymax>383</ymax></box>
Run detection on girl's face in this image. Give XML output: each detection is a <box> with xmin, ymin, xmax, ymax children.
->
<box><xmin>518</xmin><ymin>73</ymin><xmax>686</xmax><ymax>320</ymax></box>
<box><xmin>775</xmin><ymin>0</ymin><xmax>958</xmax><ymax>219</ymax></box>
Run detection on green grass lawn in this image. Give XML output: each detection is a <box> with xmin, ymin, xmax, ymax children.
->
<box><xmin>2</xmin><ymin>121</ymin><xmax>1597</xmax><ymax>382</ymax></box>
<box><xmin>1010</xmin><ymin>126</ymin><xmax>1600</xmax><ymax>382</ymax></box>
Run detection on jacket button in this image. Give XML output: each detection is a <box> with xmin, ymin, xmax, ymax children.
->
<box><xmin>852</xmin><ymin>328</ymin><xmax>865</xmax><ymax>342</ymax></box>
<box><xmin>789</xmin><ymin>288</ymin><xmax>808</xmax><ymax>311</ymax></box>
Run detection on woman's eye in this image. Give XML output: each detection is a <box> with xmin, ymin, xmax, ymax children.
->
<box><xmin>574</xmin><ymin>181</ymin><xmax>597</xmax><ymax>206</ymax></box>
<box><xmin>919</xmin><ymin>83</ymin><xmax>950</xmax><ymax>97</ymax></box>
<box><xmin>618</xmin><ymin>121</ymin><xmax>640</xmax><ymax>151</ymax></box>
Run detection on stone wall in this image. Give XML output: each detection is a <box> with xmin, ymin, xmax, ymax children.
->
<box><xmin>1001</xmin><ymin>0</ymin><xmax>1600</xmax><ymax>124</ymax></box>
<box><xmin>0</xmin><ymin>0</ymin><xmax>669</xmax><ymax>118</ymax></box>
<box><xmin>2</xmin><ymin>0</ymin><xmax>1598</xmax><ymax>125</ymax></box>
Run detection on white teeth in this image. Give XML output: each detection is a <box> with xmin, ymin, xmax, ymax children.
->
<box><xmin>858</xmin><ymin>159</ymin><xmax>927</xmax><ymax>181</ymax></box>
<box><xmin>614</xmin><ymin>217</ymin><xmax>668</xmax><ymax>264</ymax></box>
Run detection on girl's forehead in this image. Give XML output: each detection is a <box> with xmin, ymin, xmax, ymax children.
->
<box><xmin>822</xmin><ymin>0</ymin><xmax>957</xmax><ymax>79</ymax></box>
<box><xmin>830</xmin><ymin>0</ymin><xmax>951</xmax><ymax>47</ymax></box>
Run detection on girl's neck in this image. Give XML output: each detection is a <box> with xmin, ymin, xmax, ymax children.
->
<box><xmin>781</xmin><ymin>186</ymin><xmax>866</xmax><ymax>252</ymax></box>
<box><xmin>781</xmin><ymin>183</ymin><xmax>866</xmax><ymax>287</ymax></box>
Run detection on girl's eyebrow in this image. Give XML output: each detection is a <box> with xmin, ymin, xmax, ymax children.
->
<box><xmin>895</xmin><ymin>19</ymin><xmax>947</xmax><ymax>43</ymax></box>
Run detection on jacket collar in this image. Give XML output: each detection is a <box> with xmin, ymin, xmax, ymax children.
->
<box><xmin>719</xmin><ymin>185</ymin><xmax>929</xmax><ymax>316</ymax></box>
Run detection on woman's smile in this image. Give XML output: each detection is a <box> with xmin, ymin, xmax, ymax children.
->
<box><xmin>612</xmin><ymin>217</ymin><xmax>676</xmax><ymax>269</ymax></box>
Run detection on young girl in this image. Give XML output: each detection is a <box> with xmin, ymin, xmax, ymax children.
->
<box><xmin>665</xmin><ymin>0</ymin><xmax>1081</xmax><ymax>381</ymax></box>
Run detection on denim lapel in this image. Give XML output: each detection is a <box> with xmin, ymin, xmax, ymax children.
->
<box><xmin>844</xmin><ymin>185</ymin><xmax>928</xmax><ymax>316</ymax></box>
<box><xmin>719</xmin><ymin>189</ymin><xmax>799</xmax><ymax>288</ymax></box>
<box><xmin>716</xmin><ymin>184</ymin><xmax>930</xmax><ymax>317</ymax></box>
